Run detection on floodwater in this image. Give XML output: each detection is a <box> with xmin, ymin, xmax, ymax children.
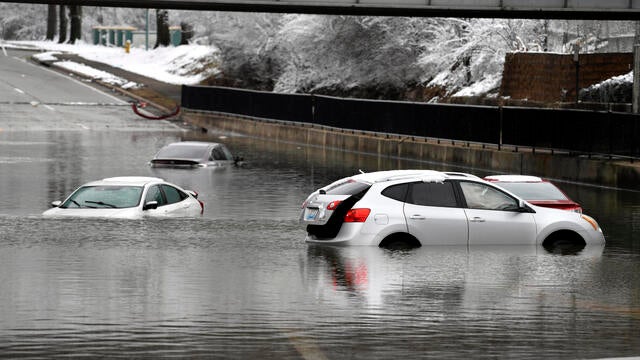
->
<box><xmin>1</xmin><ymin>123</ymin><xmax>640</xmax><ymax>359</ymax></box>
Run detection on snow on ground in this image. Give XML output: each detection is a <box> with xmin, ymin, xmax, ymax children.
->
<box><xmin>587</xmin><ymin>71</ymin><xmax>633</xmax><ymax>90</ymax></box>
<box><xmin>452</xmin><ymin>74</ymin><xmax>501</xmax><ymax>97</ymax></box>
<box><xmin>8</xmin><ymin>40</ymin><xmax>220</xmax><ymax>85</ymax></box>
<box><xmin>53</xmin><ymin>59</ymin><xmax>141</xmax><ymax>89</ymax></box>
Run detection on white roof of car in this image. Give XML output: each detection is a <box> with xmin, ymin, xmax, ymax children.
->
<box><xmin>485</xmin><ymin>175</ymin><xmax>543</xmax><ymax>182</ymax></box>
<box><xmin>164</xmin><ymin>141</ymin><xmax>222</xmax><ymax>148</ymax></box>
<box><xmin>350</xmin><ymin>170</ymin><xmax>479</xmax><ymax>184</ymax></box>
<box><xmin>85</xmin><ymin>177</ymin><xmax>165</xmax><ymax>186</ymax></box>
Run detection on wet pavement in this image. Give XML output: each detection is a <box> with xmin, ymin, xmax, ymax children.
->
<box><xmin>1</xmin><ymin>48</ymin><xmax>640</xmax><ymax>359</ymax></box>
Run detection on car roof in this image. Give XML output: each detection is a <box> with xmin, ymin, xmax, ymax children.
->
<box><xmin>84</xmin><ymin>176</ymin><xmax>165</xmax><ymax>186</ymax></box>
<box><xmin>163</xmin><ymin>141</ymin><xmax>223</xmax><ymax>148</ymax></box>
<box><xmin>349</xmin><ymin>170</ymin><xmax>480</xmax><ymax>184</ymax></box>
<box><xmin>484</xmin><ymin>175</ymin><xmax>544</xmax><ymax>183</ymax></box>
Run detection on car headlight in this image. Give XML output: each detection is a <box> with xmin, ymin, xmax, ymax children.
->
<box><xmin>581</xmin><ymin>214</ymin><xmax>601</xmax><ymax>232</ymax></box>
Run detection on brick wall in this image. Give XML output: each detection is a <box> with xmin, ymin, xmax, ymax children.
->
<box><xmin>500</xmin><ymin>52</ymin><xmax>633</xmax><ymax>103</ymax></box>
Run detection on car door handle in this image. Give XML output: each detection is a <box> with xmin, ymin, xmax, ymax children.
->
<box><xmin>409</xmin><ymin>214</ymin><xmax>426</xmax><ymax>220</ymax></box>
<box><xmin>470</xmin><ymin>217</ymin><xmax>485</xmax><ymax>223</ymax></box>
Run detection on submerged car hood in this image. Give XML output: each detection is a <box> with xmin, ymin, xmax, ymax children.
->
<box><xmin>42</xmin><ymin>207</ymin><xmax>142</xmax><ymax>219</ymax></box>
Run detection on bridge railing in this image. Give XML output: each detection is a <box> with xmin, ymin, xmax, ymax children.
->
<box><xmin>182</xmin><ymin>84</ymin><xmax>640</xmax><ymax>159</ymax></box>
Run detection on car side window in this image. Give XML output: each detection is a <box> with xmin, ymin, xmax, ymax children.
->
<box><xmin>221</xmin><ymin>146</ymin><xmax>233</xmax><ymax>160</ymax></box>
<box><xmin>145</xmin><ymin>185</ymin><xmax>165</xmax><ymax>206</ymax></box>
<box><xmin>161</xmin><ymin>185</ymin><xmax>187</xmax><ymax>204</ymax></box>
<box><xmin>459</xmin><ymin>181</ymin><xmax>518</xmax><ymax>211</ymax></box>
<box><xmin>407</xmin><ymin>181</ymin><xmax>458</xmax><ymax>207</ymax></box>
<box><xmin>381</xmin><ymin>184</ymin><xmax>408</xmax><ymax>202</ymax></box>
<box><xmin>211</xmin><ymin>146</ymin><xmax>227</xmax><ymax>161</ymax></box>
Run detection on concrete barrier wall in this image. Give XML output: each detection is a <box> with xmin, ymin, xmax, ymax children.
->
<box><xmin>183</xmin><ymin>110</ymin><xmax>640</xmax><ymax>190</ymax></box>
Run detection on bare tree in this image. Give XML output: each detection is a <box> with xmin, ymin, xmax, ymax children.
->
<box><xmin>46</xmin><ymin>4</ymin><xmax>56</xmax><ymax>40</ymax></box>
<box><xmin>154</xmin><ymin>9</ymin><xmax>170</xmax><ymax>48</ymax></box>
<box><xmin>68</xmin><ymin>5</ymin><xmax>81</xmax><ymax>44</ymax></box>
<box><xmin>58</xmin><ymin>5</ymin><xmax>67</xmax><ymax>43</ymax></box>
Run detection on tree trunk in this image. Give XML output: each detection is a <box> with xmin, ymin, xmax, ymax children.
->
<box><xmin>154</xmin><ymin>9</ymin><xmax>171</xmax><ymax>48</ymax></box>
<box><xmin>46</xmin><ymin>5</ymin><xmax>57</xmax><ymax>41</ymax></box>
<box><xmin>58</xmin><ymin>5</ymin><xmax>67</xmax><ymax>44</ymax></box>
<box><xmin>68</xmin><ymin>6</ymin><xmax>82</xmax><ymax>44</ymax></box>
<box><xmin>180</xmin><ymin>21</ymin><xmax>193</xmax><ymax>45</ymax></box>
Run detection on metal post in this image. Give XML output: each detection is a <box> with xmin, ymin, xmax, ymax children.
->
<box><xmin>573</xmin><ymin>44</ymin><xmax>580</xmax><ymax>104</ymax></box>
<box><xmin>634</xmin><ymin>45</ymin><xmax>640</xmax><ymax>113</ymax></box>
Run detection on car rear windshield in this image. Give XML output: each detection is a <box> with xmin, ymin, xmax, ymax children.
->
<box><xmin>155</xmin><ymin>145</ymin><xmax>208</xmax><ymax>159</ymax></box>
<box><xmin>496</xmin><ymin>182</ymin><xmax>568</xmax><ymax>201</ymax></box>
<box><xmin>325</xmin><ymin>179</ymin><xmax>370</xmax><ymax>195</ymax></box>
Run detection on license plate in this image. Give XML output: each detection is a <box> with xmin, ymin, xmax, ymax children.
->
<box><xmin>304</xmin><ymin>208</ymin><xmax>319</xmax><ymax>221</ymax></box>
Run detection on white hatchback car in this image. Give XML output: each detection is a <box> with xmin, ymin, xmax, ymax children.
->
<box><xmin>300</xmin><ymin>170</ymin><xmax>604</xmax><ymax>249</ymax></box>
<box><xmin>43</xmin><ymin>177</ymin><xmax>204</xmax><ymax>219</ymax></box>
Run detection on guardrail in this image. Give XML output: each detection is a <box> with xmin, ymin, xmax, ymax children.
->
<box><xmin>182</xmin><ymin>85</ymin><xmax>640</xmax><ymax>159</ymax></box>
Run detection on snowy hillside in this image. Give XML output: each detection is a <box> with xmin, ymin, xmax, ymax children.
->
<box><xmin>1</xmin><ymin>4</ymin><xmax>636</xmax><ymax>102</ymax></box>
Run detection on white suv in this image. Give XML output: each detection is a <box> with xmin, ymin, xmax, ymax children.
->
<box><xmin>300</xmin><ymin>170</ymin><xmax>604</xmax><ymax>249</ymax></box>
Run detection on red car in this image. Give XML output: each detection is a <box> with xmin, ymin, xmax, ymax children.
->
<box><xmin>484</xmin><ymin>175</ymin><xmax>582</xmax><ymax>213</ymax></box>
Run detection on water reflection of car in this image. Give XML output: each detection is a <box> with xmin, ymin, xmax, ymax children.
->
<box><xmin>42</xmin><ymin>176</ymin><xmax>204</xmax><ymax>219</ymax></box>
<box><xmin>304</xmin><ymin>244</ymin><xmax>604</xmax><ymax>310</ymax></box>
<box><xmin>299</xmin><ymin>170</ymin><xmax>604</xmax><ymax>249</ymax></box>
<box><xmin>150</xmin><ymin>141</ymin><xmax>241</xmax><ymax>168</ymax></box>
<box><xmin>484</xmin><ymin>175</ymin><xmax>582</xmax><ymax>213</ymax></box>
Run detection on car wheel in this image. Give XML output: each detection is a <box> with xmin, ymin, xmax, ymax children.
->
<box><xmin>379</xmin><ymin>233</ymin><xmax>421</xmax><ymax>250</ymax></box>
<box><xmin>542</xmin><ymin>230</ymin><xmax>586</xmax><ymax>255</ymax></box>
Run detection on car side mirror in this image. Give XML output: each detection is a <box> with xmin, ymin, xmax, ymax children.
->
<box><xmin>143</xmin><ymin>201</ymin><xmax>158</xmax><ymax>210</ymax></box>
<box><xmin>518</xmin><ymin>200</ymin><xmax>535</xmax><ymax>213</ymax></box>
<box><xmin>51</xmin><ymin>200</ymin><xmax>62</xmax><ymax>208</ymax></box>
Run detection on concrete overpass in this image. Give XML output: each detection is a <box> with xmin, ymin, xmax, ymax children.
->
<box><xmin>6</xmin><ymin>0</ymin><xmax>640</xmax><ymax>19</ymax></box>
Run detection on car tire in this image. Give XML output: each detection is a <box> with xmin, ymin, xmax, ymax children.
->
<box><xmin>542</xmin><ymin>230</ymin><xmax>586</xmax><ymax>255</ymax></box>
<box><xmin>379</xmin><ymin>233</ymin><xmax>421</xmax><ymax>250</ymax></box>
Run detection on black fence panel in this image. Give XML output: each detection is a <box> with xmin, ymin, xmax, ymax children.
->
<box><xmin>502</xmin><ymin>107</ymin><xmax>599</xmax><ymax>152</ymax></box>
<box><xmin>182</xmin><ymin>85</ymin><xmax>640</xmax><ymax>158</ymax></box>
<box><xmin>314</xmin><ymin>96</ymin><xmax>500</xmax><ymax>143</ymax></box>
<box><xmin>182</xmin><ymin>85</ymin><xmax>313</xmax><ymax>123</ymax></box>
<box><xmin>412</xmin><ymin>103</ymin><xmax>501</xmax><ymax>143</ymax></box>
<box><xmin>502</xmin><ymin>107</ymin><xmax>640</xmax><ymax>156</ymax></box>
<box><xmin>608</xmin><ymin>112</ymin><xmax>640</xmax><ymax>156</ymax></box>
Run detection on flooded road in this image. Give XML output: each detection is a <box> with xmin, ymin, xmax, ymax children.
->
<box><xmin>1</xmin><ymin>126</ymin><xmax>639</xmax><ymax>359</ymax></box>
<box><xmin>1</xmin><ymin>48</ymin><xmax>640</xmax><ymax>359</ymax></box>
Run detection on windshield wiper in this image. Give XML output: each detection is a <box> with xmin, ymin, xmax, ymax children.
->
<box><xmin>84</xmin><ymin>200</ymin><xmax>117</xmax><ymax>208</ymax></box>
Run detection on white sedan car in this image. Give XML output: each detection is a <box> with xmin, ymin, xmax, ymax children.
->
<box><xmin>43</xmin><ymin>177</ymin><xmax>204</xmax><ymax>219</ymax></box>
<box><xmin>300</xmin><ymin>170</ymin><xmax>604</xmax><ymax>249</ymax></box>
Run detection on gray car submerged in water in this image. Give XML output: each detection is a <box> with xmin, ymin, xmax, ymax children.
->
<box><xmin>150</xmin><ymin>141</ymin><xmax>241</xmax><ymax>168</ymax></box>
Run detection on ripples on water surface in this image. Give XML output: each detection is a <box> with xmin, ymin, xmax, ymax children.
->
<box><xmin>1</xmin><ymin>129</ymin><xmax>640</xmax><ymax>359</ymax></box>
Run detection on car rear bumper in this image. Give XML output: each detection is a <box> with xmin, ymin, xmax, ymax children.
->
<box><xmin>305</xmin><ymin>223</ymin><xmax>376</xmax><ymax>246</ymax></box>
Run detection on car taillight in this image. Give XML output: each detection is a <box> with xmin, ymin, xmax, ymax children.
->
<box><xmin>198</xmin><ymin>200</ymin><xmax>204</xmax><ymax>214</ymax></box>
<box><xmin>344</xmin><ymin>208</ymin><xmax>371</xmax><ymax>223</ymax></box>
<box><xmin>327</xmin><ymin>200</ymin><xmax>342</xmax><ymax>211</ymax></box>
